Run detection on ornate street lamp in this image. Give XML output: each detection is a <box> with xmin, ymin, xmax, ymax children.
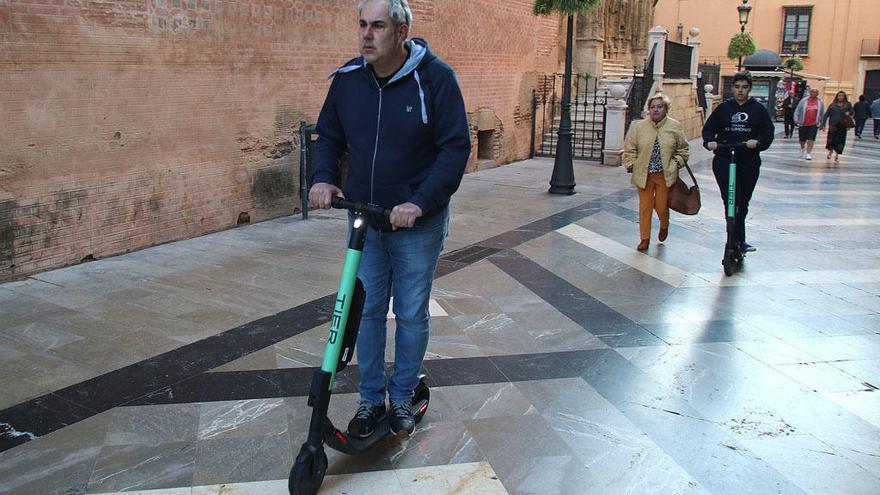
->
<box><xmin>737</xmin><ymin>0</ymin><xmax>752</xmax><ymax>33</ymax></box>
<box><xmin>736</xmin><ymin>0</ymin><xmax>752</xmax><ymax>70</ymax></box>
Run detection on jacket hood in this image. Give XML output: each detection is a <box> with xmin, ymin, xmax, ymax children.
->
<box><xmin>328</xmin><ymin>38</ymin><xmax>436</xmax><ymax>80</ymax></box>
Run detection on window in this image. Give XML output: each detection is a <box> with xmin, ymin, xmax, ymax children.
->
<box><xmin>782</xmin><ymin>6</ymin><xmax>812</xmax><ymax>55</ymax></box>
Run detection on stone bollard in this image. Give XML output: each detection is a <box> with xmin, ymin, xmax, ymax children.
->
<box><xmin>603</xmin><ymin>84</ymin><xmax>628</xmax><ymax>167</ymax></box>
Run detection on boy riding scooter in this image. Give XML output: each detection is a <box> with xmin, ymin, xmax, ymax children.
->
<box><xmin>702</xmin><ymin>71</ymin><xmax>775</xmax><ymax>269</ymax></box>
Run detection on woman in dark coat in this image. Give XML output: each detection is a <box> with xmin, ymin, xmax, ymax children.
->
<box><xmin>822</xmin><ymin>91</ymin><xmax>854</xmax><ymax>163</ymax></box>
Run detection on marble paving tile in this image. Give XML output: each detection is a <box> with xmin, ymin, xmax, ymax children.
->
<box><xmin>0</xmin><ymin>446</ymin><xmax>100</xmax><ymax>495</ymax></box>
<box><xmin>773</xmin><ymin>362</ymin><xmax>868</xmax><ymax>393</ymax></box>
<box><xmin>193</xmin><ymin>434</ymin><xmax>291</xmax><ymax>485</ymax></box>
<box><xmin>830</xmin><ymin>359</ymin><xmax>880</xmax><ymax>388</ymax></box>
<box><xmin>197</xmin><ymin>398</ymin><xmax>288</xmax><ymax>440</ymax></box>
<box><xmin>16</xmin><ymin>409</ymin><xmax>114</xmax><ymax>451</ymax></box>
<box><xmin>104</xmin><ymin>404</ymin><xmax>200</xmax><ymax>446</ymax></box>
<box><xmin>541</xmin><ymin>413</ymin><xmax>711</xmax><ymax>494</ymax></box>
<box><xmin>464</xmin><ymin>414</ymin><xmax>573</xmax><ymax>481</ymax></box>
<box><xmin>823</xmin><ymin>390</ymin><xmax>880</xmax><ymax>429</ymax></box>
<box><xmin>426</xmin><ymin>383</ymin><xmax>537</xmax><ymax>422</ymax></box>
<box><xmin>738</xmin><ymin>433</ymin><xmax>880</xmax><ymax>495</ymax></box>
<box><xmin>387</xmin><ymin>420</ymin><xmax>484</xmax><ymax>469</ymax></box>
<box><xmin>88</xmin><ymin>442</ymin><xmax>196</xmax><ymax>493</ymax></box>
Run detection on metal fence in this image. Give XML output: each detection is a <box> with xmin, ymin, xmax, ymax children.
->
<box><xmin>664</xmin><ymin>40</ymin><xmax>693</xmax><ymax>79</ymax></box>
<box><xmin>531</xmin><ymin>73</ymin><xmax>608</xmax><ymax>161</ymax></box>
<box><xmin>299</xmin><ymin>122</ymin><xmax>317</xmax><ymax>220</ymax></box>
<box><xmin>625</xmin><ymin>45</ymin><xmax>656</xmax><ymax>131</ymax></box>
<box><xmin>698</xmin><ymin>62</ymin><xmax>721</xmax><ymax>94</ymax></box>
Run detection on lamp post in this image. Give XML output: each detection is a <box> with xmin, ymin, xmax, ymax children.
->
<box><xmin>736</xmin><ymin>0</ymin><xmax>752</xmax><ymax>70</ymax></box>
<box><xmin>548</xmin><ymin>14</ymin><xmax>576</xmax><ymax>195</ymax></box>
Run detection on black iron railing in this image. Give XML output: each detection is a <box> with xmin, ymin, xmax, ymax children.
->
<box><xmin>531</xmin><ymin>73</ymin><xmax>608</xmax><ymax>161</ymax></box>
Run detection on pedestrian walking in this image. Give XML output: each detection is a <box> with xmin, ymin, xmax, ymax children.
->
<box><xmin>794</xmin><ymin>88</ymin><xmax>824</xmax><ymax>160</ymax></box>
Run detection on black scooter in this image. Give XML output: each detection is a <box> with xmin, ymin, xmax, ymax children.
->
<box><xmin>288</xmin><ymin>197</ymin><xmax>430</xmax><ymax>495</ymax></box>
<box><xmin>720</xmin><ymin>143</ymin><xmax>747</xmax><ymax>276</ymax></box>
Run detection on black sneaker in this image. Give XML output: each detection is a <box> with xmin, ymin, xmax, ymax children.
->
<box><xmin>347</xmin><ymin>401</ymin><xmax>386</xmax><ymax>439</ymax></box>
<box><xmin>389</xmin><ymin>399</ymin><xmax>415</xmax><ymax>436</ymax></box>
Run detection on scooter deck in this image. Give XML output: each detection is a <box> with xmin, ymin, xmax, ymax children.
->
<box><xmin>324</xmin><ymin>393</ymin><xmax>429</xmax><ymax>455</ymax></box>
<box><xmin>324</xmin><ymin>417</ymin><xmax>394</xmax><ymax>454</ymax></box>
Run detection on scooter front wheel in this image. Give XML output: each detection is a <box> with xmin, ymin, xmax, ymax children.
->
<box><xmin>289</xmin><ymin>447</ymin><xmax>328</xmax><ymax>495</ymax></box>
<box><xmin>722</xmin><ymin>251</ymin><xmax>734</xmax><ymax>276</ymax></box>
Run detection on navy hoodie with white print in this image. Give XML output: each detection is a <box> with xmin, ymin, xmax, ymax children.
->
<box><xmin>312</xmin><ymin>38</ymin><xmax>471</xmax><ymax>228</ymax></box>
<box><xmin>702</xmin><ymin>97</ymin><xmax>775</xmax><ymax>164</ymax></box>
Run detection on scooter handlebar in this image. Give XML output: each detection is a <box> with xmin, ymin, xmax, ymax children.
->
<box><xmin>715</xmin><ymin>142</ymin><xmax>749</xmax><ymax>153</ymax></box>
<box><xmin>331</xmin><ymin>196</ymin><xmax>391</xmax><ymax>220</ymax></box>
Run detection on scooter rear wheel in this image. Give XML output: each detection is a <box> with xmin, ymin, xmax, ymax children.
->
<box><xmin>288</xmin><ymin>448</ymin><xmax>328</xmax><ymax>495</ymax></box>
<box><xmin>413</xmin><ymin>378</ymin><xmax>430</xmax><ymax>424</ymax></box>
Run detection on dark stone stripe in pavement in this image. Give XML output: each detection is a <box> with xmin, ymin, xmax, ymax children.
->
<box><xmin>129</xmin><ymin>355</ymin><xmax>514</xmax><ymax>406</ymax></box>
<box><xmin>488</xmin><ymin>249</ymin><xmax>667</xmax><ymax>348</ymax></box>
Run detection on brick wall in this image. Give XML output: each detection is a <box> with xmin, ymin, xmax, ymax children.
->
<box><xmin>0</xmin><ymin>0</ymin><xmax>563</xmax><ymax>280</ymax></box>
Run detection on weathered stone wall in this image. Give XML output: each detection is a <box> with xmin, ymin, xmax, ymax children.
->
<box><xmin>0</xmin><ymin>0</ymin><xmax>562</xmax><ymax>280</ymax></box>
<box><xmin>663</xmin><ymin>79</ymin><xmax>704</xmax><ymax>140</ymax></box>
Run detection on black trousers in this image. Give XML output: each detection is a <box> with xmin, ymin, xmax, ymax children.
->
<box><xmin>712</xmin><ymin>156</ymin><xmax>760</xmax><ymax>244</ymax></box>
<box><xmin>784</xmin><ymin>112</ymin><xmax>795</xmax><ymax>137</ymax></box>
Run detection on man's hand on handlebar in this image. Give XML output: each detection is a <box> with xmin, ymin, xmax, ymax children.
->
<box><xmin>309</xmin><ymin>182</ymin><xmax>343</xmax><ymax>209</ymax></box>
<box><xmin>706</xmin><ymin>141</ymin><xmax>718</xmax><ymax>151</ymax></box>
<box><xmin>390</xmin><ymin>202</ymin><xmax>422</xmax><ymax>230</ymax></box>
<box><xmin>746</xmin><ymin>139</ymin><xmax>759</xmax><ymax>149</ymax></box>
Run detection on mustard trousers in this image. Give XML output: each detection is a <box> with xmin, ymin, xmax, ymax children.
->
<box><xmin>637</xmin><ymin>171</ymin><xmax>669</xmax><ymax>241</ymax></box>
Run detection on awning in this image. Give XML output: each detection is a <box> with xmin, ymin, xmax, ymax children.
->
<box><xmin>746</xmin><ymin>70</ymin><xmax>830</xmax><ymax>81</ymax></box>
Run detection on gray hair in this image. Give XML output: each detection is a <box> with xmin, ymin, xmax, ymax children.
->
<box><xmin>357</xmin><ymin>0</ymin><xmax>413</xmax><ymax>28</ymax></box>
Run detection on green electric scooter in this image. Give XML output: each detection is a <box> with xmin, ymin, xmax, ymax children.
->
<box><xmin>288</xmin><ymin>196</ymin><xmax>430</xmax><ymax>495</ymax></box>
<box><xmin>720</xmin><ymin>143</ymin><xmax>747</xmax><ymax>276</ymax></box>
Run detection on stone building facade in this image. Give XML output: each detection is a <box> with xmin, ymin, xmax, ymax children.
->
<box><xmin>0</xmin><ymin>0</ymin><xmax>565</xmax><ymax>280</ymax></box>
<box><xmin>575</xmin><ymin>0</ymin><xmax>655</xmax><ymax>77</ymax></box>
<box><xmin>654</xmin><ymin>0</ymin><xmax>880</xmax><ymax>101</ymax></box>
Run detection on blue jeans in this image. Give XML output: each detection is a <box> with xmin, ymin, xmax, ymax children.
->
<box><xmin>355</xmin><ymin>206</ymin><xmax>448</xmax><ymax>405</ymax></box>
<box><xmin>855</xmin><ymin>118</ymin><xmax>867</xmax><ymax>137</ymax></box>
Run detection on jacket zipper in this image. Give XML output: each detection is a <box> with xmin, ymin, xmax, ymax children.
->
<box><xmin>370</xmin><ymin>74</ymin><xmax>382</xmax><ymax>205</ymax></box>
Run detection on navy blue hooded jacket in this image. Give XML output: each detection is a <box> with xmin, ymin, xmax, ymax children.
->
<box><xmin>702</xmin><ymin>97</ymin><xmax>775</xmax><ymax>164</ymax></box>
<box><xmin>312</xmin><ymin>38</ymin><xmax>471</xmax><ymax>226</ymax></box>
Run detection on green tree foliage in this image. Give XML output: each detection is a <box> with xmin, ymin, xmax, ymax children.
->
<box><xmin>727</xmin><ymin>32</ymin><xmax>756</xmax><ymax>60</ymax></box>
<box><xmin>533</xmin><ymin>0</ymin><xmax>601</xmax><ymax>15</ymax></box>
<box><xmin>783</xmin><ymin>56</ymin><xmax>805</xmax><ymax>73</ymax></box>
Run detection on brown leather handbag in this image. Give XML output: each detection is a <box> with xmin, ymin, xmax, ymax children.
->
<box><xmin>668</xmin><ymin>162</ymin><xmax>701</xmax><ymax>215</ymax></box>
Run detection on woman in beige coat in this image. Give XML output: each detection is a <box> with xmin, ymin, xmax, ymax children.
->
<box><xmin>622</xmin><ymin>93</ymin><xmax>690</xmax><ymax>251</ymax></box>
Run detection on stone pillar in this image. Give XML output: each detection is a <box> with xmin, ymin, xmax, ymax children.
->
<box><xmin>688</xmin><ymin>27</ymin><xmax>701</xmax><ymax>82</ymax></box>
<box><xmin>575</xmin><ymin>11</ymin><xmax>604</xmax><ymax>78</ymax></box>
<box><xmin>704</xmin><ymin>84</ymin><xmax>718</xmax><ymax>120</ymax></box>
<box><xmin>648</xmin><ymin>26</ymin><xmax>667</xmax><ymax>82</ymax></box>
<box><xmin>603</xmin><ymin>84</ymin><xmax>628</xmax><ymax>166</ymax></box>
